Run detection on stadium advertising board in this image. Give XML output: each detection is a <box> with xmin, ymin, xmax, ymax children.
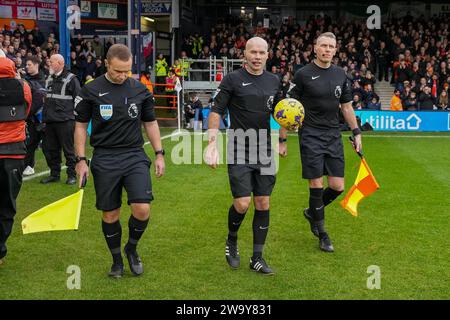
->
<box><xmin>0</xmin><ymin>0</ymin><xmax>58</xmax><ymax>21</ymax></box>
<box><xmin>355</xmin><ymin>111</ymin><xmax>450</xmax><ymax>132</ymax></box>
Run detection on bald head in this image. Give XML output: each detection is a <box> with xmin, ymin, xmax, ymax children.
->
<box><xmin>244</xmin><ymin>37</ymin><xmax>269</xmax><ymax>75</ymax></box>
<box><xmin>245</xmin><ymin>37</ymin><xmax>268</xmax><ymax>52</ymax></box>
<box><xmin>49</xmin><ymin>54</ymin><xmax>65</xmax><ymax>75</ymax></box>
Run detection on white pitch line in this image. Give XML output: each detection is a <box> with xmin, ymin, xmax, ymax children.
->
<box><xmin>285</xmin><ymin>133</ymin><xmax>450</xmax><ymax>138</ymax></box>
<box><xmin>23</xmin><ymin>130</ymin><xmax>450</xmax><ymax>181</ymax></box>
<box><xmin>23</xmin><ymin>130</ymin><xmax>184</xmax><ymax>182</ymax></box>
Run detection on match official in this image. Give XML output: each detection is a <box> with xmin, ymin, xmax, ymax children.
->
<box><xmin>206</xmin><ymin>37</ymin><xmax>287</xmax><ymax>275</ymax></box>
<box><xmin>287</xmin><ymin>32</ymin><xmax>362</xmax><ymax>252</ymax></box>
<box><xmin>74</xmin><ymin>44</ymin><xmax>165</xmax><ymax>278</ymax></box>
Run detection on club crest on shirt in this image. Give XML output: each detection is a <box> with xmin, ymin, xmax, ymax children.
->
<box><xmin>100</xmin><ymin>104</ymin><xmax>113</xmax><ymax>120</ymax></box>
<box><xmin>266</xmin><ymin>95</ymin><xmax>274</xmax><ymax>111</ymax></box>
<box><xmin>128</xmin><ymin>103</ymin><xmax>138</xmax><ymax>119</ymax></box>
<box><xmin>334</xmin><ymin>85</ymin><xmax>342</xmax><ymax>99</ymax></box>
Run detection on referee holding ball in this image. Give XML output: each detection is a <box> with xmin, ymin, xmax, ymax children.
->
<box><xmin>287</xmin><ymin>32</ymin><xmax>362</xmax><ymax>253</ymax></box>
<box><xmin>74</xmin><ymin>44</ymin><xmax>165</xmax><ymax>278</ymax></box>
<box><xmin>206</xmin><ymin>37</ymin><xmax>287</xmax><ymax>275</ymax></box>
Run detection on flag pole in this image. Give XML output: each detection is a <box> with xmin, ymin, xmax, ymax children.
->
<box><xmin>348</xmin><ymin>136</ymin><xmax>363</xmax><ymax>159</ymax></box>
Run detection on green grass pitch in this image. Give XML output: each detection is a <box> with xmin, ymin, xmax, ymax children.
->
<box><xmin>1</xmin><ymin>129</ymin><xmax>450</xmax><ymax>299</ymax></box>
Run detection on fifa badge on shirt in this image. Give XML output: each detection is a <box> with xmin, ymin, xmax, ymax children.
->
<box><xmin>100</xmin><ymin>104</ymin><xmax>113</xmax><ymax>120</ymax></box>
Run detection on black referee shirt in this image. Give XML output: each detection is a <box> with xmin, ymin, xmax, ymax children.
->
<box><xmin>212</xmin><ymin>68</ymin><xmax>282</xmax><ymax>165</ymax></box>
<box><xmin>288</xmin><ymin>62</ymin><xmax>352</xmax><ymax>130</ymax></box>
<box><xmin>212</xmin><ymin>68</ymin><xmax>281</xmax><ymax>131</ymax></box>
<box><xmin>75</xmin><ymin>75</ymin><xmax>156</xmax><ymax>150</ymax></box>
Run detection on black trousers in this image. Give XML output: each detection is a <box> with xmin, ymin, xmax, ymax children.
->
<box><xmin>24</xmin><ymin>120</ymin><xmax>43</xmax><ymax>168</ymax></box>
<box><xmin>377</xmin><ymin>62</ymin><xmax>389</xmax><ymax>82</ymax></box>
<box><xmin>42</xmin><ymin>121</ymin><xmax>76</xmax><ymax>178</ymax></box>
<box><xmin>0</xmin><ymin>158</ymin><xmax>24</xmax><ymax>259</ymax></box>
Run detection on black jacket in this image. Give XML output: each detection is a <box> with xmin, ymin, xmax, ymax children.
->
<box><xmin>25</xmin><ymin>72</ymin><xmax>46</xmax><ymax>118</ymax></box>
<box><xmin>43</xmin><ymin>69</ymin><xmax>81</xmax><ymax>123</ymax></box>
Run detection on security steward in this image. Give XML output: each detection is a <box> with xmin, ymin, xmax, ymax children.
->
<box><xmin>41</xmin><ymin>54</ymin><xmax>81</xmax><ymax>185</ymax></box>
<box><xmin>0</xmin><ymin>53</ymin><xmax>32</xmax><ymax>263</ymax></box>
<box><xmin>287</xmin><ymin>32</ymin><xmax>362</xmax><ymax>253</ymax></box>
<box><xmin>74</xmin><ymin>44</ymin><xmax>165</xmax><ymax>278</ymax></box>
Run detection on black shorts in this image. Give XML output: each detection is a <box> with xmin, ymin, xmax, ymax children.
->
<box><xmin>91</xmin><ymin>148</ymin><xmax>153</xmax><ymax>211</ymax></box>
<box><xmin>299</xmin><ymin>126</ymin><xmax>345</xmax><ymax>179</ymax></box>
<box><xmin>228</xmin><ymin>164</ymin><xmax>276</xmax><ymax>198</ymax></box>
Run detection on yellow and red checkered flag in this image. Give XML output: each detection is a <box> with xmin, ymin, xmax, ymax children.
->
<box><xmin>340</xmin><ymin>137</ymin><xmax>380</xmax><ymax>216</ymax></box>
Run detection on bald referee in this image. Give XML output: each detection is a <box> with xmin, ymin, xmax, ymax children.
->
<box><xmin>287</xmin><ymin>32</ymin><xmax>362</xmax><ymax>252</ymax></box>
<box><xmin>206</xmin><ymin>37</ymin><xmax>287</xmax><ymax>275</ymax></box>
<box><xmin>74</xmin><ymin>44</ymin><xmax>165</xmax><ymax>278</ymax></box>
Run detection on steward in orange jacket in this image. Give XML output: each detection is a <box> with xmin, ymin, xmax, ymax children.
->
<box><xmin>0</xmin><ymin>56</ymin><xmax>32</xmax><ymax>262</ymax></box>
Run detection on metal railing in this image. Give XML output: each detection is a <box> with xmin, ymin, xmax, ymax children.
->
<box><xmin>181</xmin><ymin>57</ymin><xmax>244</xmax><ymax>82</ymax></box>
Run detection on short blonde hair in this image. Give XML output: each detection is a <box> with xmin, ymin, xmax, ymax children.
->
<box><xmin>316</xmin><ymin>32</ymin><xmax>336</xmax><ymax>43</ymax></box>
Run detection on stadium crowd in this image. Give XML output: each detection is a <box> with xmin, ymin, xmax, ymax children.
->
<box><xmin>181</xmin><ymin>13</ymin><xmax>450</xmax><ymax>111</ymax></box>
<box><xmin>0</xmin><ymin>26</ymin><xmax>111</xmax><ymax>85</ymax></box>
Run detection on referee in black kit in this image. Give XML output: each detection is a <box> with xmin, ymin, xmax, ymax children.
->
<box><xmin>206</xmin><ymin>37</ymin><xmax>287</xmax><ymax>275</ymax></box>
<box><xmin>74</xmin><ymin>44</ymin><xmax>165</xmax><ymax>278</ymax></box>
<box><xmin>287</xmin><ymin>32</ymin><xmax>362</xmax><ymax>252</ymax></box>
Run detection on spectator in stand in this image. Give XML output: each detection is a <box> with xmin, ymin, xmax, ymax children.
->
<box><xmin>366</xmin><ymin>96</ymin><xmax>381</xmax><ymax>110</ymax></box>
<box><xmin>281</xmin><ymin>73</ymin><xmax>292</xmax><ymax>97</ymax></box>
<box><xmin>430</xmin><ymin>73</ymin><xmax>440</xmax><ymax>98</ymax></box>
<box><xmin>93</xmin><ymin>58</ymin><xmax>106</xmax><ymax>78</ymax></box>
<box><xmin>403</xmin><ymin>91</ymin><xmax>419</xmax><ymax>111</ymax></box>
<box><xmin>375</xmin><ymin>41</ymin><xmax>390</xmax><ymax>82</ymax></box>
<box><xmin>362</xmin><ymin>84</ymin><xmax>377</xmax><ymax>106</ymax></box>
<box><xmin>84</xmin><ymin>54</ymin><xmax>96</xmax><ymax>82</ymax></box>
<box><xmin>360</xmin><ymin>70</ymin><xmax>376</xmax><ymax>88</ymax></box>
<box><xmin>91</xmin><ymin>35</ymin><xmax>104</xmax><ymax>60</ymax></box>
<box><xmin>82</xmin><ymin>41</ymin><xmax>96</xmax><ymax>59</ymax></box>
<box><xmin>418</xmin><ymin>86</ymin><xmax>435</xmax><ymax>110</ymax></box>
<box><xmin>352</xmin><ymin>94</ymin><xmax>363</xmax><ymax>110</ymax></box>
<box><xmin>437</xmin><ymin>90</ymin><xmax>449</xmax><ymax>110</ymax></box>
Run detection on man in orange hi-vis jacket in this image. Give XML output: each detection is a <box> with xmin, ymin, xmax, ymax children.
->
<box><xmin>0</xmin><ymin>54</ymin><xmax>32</xmax><ymax>263</ymax></box>
<box><xmin>140</xmin><ymin>70</ymin><xmax>154</xmax><ymax>93</ymax></box>
<box><xmin>390</xmin><ymin>89</ymin><xmax>403</xmax><ymax>111</ymax></box>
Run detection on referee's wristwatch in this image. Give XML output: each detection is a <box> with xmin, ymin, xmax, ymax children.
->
<box><xmin>155</xmin><ymin>149</ymin><xmax>165</xmax><ymax>157</ymax></box>
<box><xmin>75</xmin><ymin>156</ymin><xmax>88</xmax><ymax>164</ymax></box>
<box><xmin>352</xmin><ymin>128</ymin><xmax>362</xmax><ymax>136</ymax></box>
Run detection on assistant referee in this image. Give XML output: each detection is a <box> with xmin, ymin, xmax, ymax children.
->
<box><xmin>287</xmin><ymin>32</ymin><xmax>362</xmax><ymax>253</ymax></box>
<box><xmin>74</xmin><ymin>44</ymin><xmax>165</xmax><ymax>278</ymax></box>
<box><xmin>206</xmin><ymin>37</ymin><xmax>287</xmax><ymax>275</ymax></box>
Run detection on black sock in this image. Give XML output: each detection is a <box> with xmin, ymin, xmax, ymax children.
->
<box><xmin>309</xmin><ymin>188</ymin><xmax>324</xmax><ymax>221</ymax></box>
<box><xmin>309</xmin><ymin>188</ymin><xmax>327</xmax><ymax>237</ymax></box>
<box><xmin>228</xmin><ymin>205</ymin><xmax>246</xmax><ymax>244</ymax></box>
<box><xmin>102</xmin><ymin>220</ymin><xmax>123</xmax><ymax>265</ymax></box>
<box><xmin>252</xmin><ymin>209</ymin><xmax>269</xmax><ymax>259</ymax></box>
<box><xmin>126</xmin><ymin>215</ymin><xmax>149</xmax><ymax>252</ymax></box>
<box><xmin>323</xmin><ymin>188</ymin><xmax>343</xmax><ymax>207</ymax></box>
